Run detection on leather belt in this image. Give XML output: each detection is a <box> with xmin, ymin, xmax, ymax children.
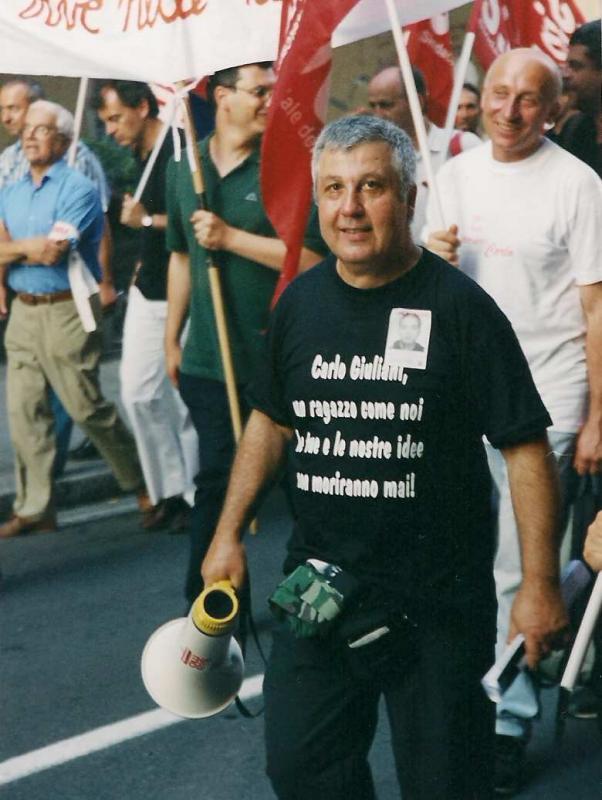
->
<box><xmin>17</xmin><ymin>290</ymin><xmax>73</xmax><ymax>306</ymax></box>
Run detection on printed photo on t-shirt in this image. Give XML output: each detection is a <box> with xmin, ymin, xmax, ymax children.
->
<box><xmin>384</xmin><ymin>308</ymin><xmax>431</xmax><ymax>370</ymax></box>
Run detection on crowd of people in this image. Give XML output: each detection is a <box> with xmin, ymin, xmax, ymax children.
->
<box><xmin>0</xmin><ymin>15</ymin><xmax>600</xmax><ymax>800</ymax></box>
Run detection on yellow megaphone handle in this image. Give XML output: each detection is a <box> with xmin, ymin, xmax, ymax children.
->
<box><xmin>191</xmin><ymin>580</ymin><xmax>239</xmax><ymax>636</ymax></box>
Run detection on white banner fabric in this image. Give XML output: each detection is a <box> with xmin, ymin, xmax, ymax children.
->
<box><xmin>333</xmin><ymin>0</ymin><xmax>469</xmax><ymax>47</ymax></box>
<box><xmin>0</xmin><ymin>1</ymin><xmax>469</xmax><ymax>83</ymax></box>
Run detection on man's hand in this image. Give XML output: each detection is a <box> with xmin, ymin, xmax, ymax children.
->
<box><xmin>25</xmin><ymin>237</ymin><xmax>69</xmax><ymax>266</ymax></box>
<box><xmin>584</xmin><ymin>511</ymin><xmax>602</xmax><ymax>571</ymax></box>
<box><xmin>201</xmin><ymin>534</ymin><xmax>247</xmax><ymax>591</ymax></box>
<box><xmin>165</xmin><ymin>339</ymin><xmax>182</xmax><ymax>388</ymax></box>
<box><xmin>120</xmin><ymin>194</ymin><xmax>146</xmax><ymax>229</ymax></box>
<box><xmin>509</xmin><ymin>580</ymin><xmax>569</xmax><ymax>669</ymax></box>
<box><xmin>573</xmin><ymin>417</ymin><xmax>602</xmax><ymax>475</ymax></box>
<box><xmin>426</xmin><ymin>224</ymin><xmax>460</xmax><ymax>266</ymax></box>
<box><xmin>0</xmin><ymin>282</ymin><xmax>8</xmax><ymax>319</ymax></box>
<box><xmin>98</xmin><ymin>281</ymin><xmax>118</xmax><ymax>310</ymax></box>
<box><xmin>190</xmin><ymin>210</ymin><xmax>232</xmax><ymax>251</ymax></box>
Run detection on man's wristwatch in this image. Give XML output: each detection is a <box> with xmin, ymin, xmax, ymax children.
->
<box><xmin>141</xmin><ymin>214</ymin><xmax>153</xmax><ymax>228</ymax></box>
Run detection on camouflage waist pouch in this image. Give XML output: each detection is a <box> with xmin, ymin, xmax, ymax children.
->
<box><xmin>268</xmin><ymin>560</ymin><xmax>360</xmax><ymax>638</ymax></box>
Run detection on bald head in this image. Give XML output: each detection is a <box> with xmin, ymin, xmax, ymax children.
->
<box><xmin>481</xmin><ymin>48</ymin><xmax>561</xmax><ymax>163</ymax></box>
<box><xmin>484</xmin><ymin>48</ymin><xmax>562</xmax><ymax>102</ymax></box>
<box><xmin>367</xmin><ymin>66</ymin><xmax>427</xmax><ymax>139</ymax></box>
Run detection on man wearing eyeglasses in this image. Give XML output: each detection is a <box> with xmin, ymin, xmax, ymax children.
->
<box><xmin>165</xmin><ymin>61</ymin><xmax>327</xmax><ymax>604</ymax></box>
<box><xmin>0</xmin><ymin>78</ymin><xmax>116</xmax><ymax>478</ymax></box>
<box><xmin>0</xmin><ymin>100</ymin><xmax>144</xmax><ymax>538</ymax></box>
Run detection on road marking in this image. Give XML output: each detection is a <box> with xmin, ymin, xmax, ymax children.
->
<box><xmin>0</xmin><ymin>673</ymin><xmax>263</xmax><ymax>786</ymax></box>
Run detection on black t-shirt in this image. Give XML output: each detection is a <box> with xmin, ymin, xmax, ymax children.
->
<box><xmin>249</xmin><ymin>250</ymin><xmax>552</xmax><ymax>614</ymax></box>
<box><xmin>134</xmin><ymin>134</ymin><xmax>177</xmax><ymax>301</ymax></box>
<box><xmin>546</xmin><ymin>112</ymin><xmax>601</xmax><ymax>177</ymax></box>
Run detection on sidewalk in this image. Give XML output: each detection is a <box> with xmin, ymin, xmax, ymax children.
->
<box><xmin>0</xmin><ymin>308</ymin><xmax>131</xmax><ymax>521</ymax></box>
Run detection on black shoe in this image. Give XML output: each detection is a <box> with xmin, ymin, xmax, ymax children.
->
<box><xmin>567</xmin><ymin>685</ymin><xmax>600</xmax><ymax>719</ymax></box>
<box><xmin>494</xmin><ymin>734</ymin><xmax>526</xmax><ymax>796</ymax></box>
<box><xmin>140</xmin><ymin>495</ymin><xmax>190</xmax><ymax>532</ymax></box>
<box><xmin>69</xmin><ymin>438</ymin><xmax>100</xmax><ymax>461</ymax></box>
<box><xmin>165</xmin><ymin>496</ymin><xmax>191</xmax><ymax>533</ymax></box>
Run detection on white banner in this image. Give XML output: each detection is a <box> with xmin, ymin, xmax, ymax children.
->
<box><xmin>333</xmin><ymin>0</ymin><xmax>469</xmax><ymax>47</ymax></box>
<box><xmin>0</xmin><ymin>1</ymin><xmax>469</xmax><ymax>83</ymax></box>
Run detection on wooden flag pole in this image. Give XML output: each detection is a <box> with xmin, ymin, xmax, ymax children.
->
<box><xmin>180</xmin><ymin>92</ymin><xmax>244</xmax><ymax>444</ymax></box>
<box><xmin>179</xmin><ymin>89</ymin><xmax>259</xmax><ymax>533</ymax></box>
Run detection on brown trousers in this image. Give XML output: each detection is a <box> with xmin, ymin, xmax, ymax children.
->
<box><xmin>4</xmin><ymin>294</ymin><xmax>143</xmax><ymax>519</ymax></box>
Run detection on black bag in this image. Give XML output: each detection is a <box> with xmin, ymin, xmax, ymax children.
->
<box><xmin>332</xmin><ymin>588</ymin><xmax>419</xmax><ymax>682</ymax></box>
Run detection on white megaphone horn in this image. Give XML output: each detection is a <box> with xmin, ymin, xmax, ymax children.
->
<box><xmin>141</xmin><ymin>580</ymin><xmax>244</xmax><ymax>719</ymax></box>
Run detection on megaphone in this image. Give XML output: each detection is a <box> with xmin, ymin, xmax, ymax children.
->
<box><xmin>141</xmin><ymin>580</ymin><xmax>244</xmax><ymax>719</ymax></box>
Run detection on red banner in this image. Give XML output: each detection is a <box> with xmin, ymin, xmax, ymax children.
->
<box><xmin>405</xmin><ymin>14</ymin><xmax>454</xmax><ymax>127</ymax></box>
<box><xmin>261</xmin><ymin>0</ymin><xmax>360</xmax><ymax>306</ymax></box>
<box><xmin>470</xmin><ymin>0</ymin><xmax>586</xmax><ymax>71</ymax></box>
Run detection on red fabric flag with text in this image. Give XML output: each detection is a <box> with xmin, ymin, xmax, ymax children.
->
<box><xmin>470</xmin><ymin>0</ymin><xmax>585</xmax><ymax>71</ymax></box>
<box><xmin>405</xmin><ymin>14</ymin><xmax>454</xmax><ymax>127</ymax></box>
<box><xmin>261</xmin><ymin>0</ymin><xmax>360</xmax><ymax>306</ymax></box>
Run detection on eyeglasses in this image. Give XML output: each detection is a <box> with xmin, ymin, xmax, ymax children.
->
<box><xmin>22</xmin><ymin>123</ymin><xmax>57</xmax><ymax>139</ymax></box>
<box><xmin>230</xmin><ymin>85</ymin><xmax>274</xmax><ymax>100</ymax></box>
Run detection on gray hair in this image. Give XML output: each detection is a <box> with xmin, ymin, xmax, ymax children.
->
<box><xmin>311</xmin><ymin>114</ymin><xmax>416</xmax><ymax>200</ymax></box>
<box><xmin>28</xmin><ymin>100</ymin><xmax>74</xmax><ymax>140</ymax></box>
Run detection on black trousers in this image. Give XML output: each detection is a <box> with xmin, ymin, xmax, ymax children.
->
<box><xmin>264</xmin><ymin>607</ymin><xmax>495</xmax><ymax>800</ymax></box>
<box><xmin>178</xmin><ymin>374</ymin><xmax>249</xmax><ymax>605</ymax></box>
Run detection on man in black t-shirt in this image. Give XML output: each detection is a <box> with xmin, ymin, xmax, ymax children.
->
<box><xmin>200</xmin><ymin>115</ymin><xmax>568</xmax><ymax>800</ymax></box>
<box><xmin>94</xmin><ymin>81</ymin><xmax>198</xmax><ymax>530</ymax></box>
<box><xmin>562</xmin><ymin>19</ymin><xmax>601</xmax><ymax>176</ymax></box>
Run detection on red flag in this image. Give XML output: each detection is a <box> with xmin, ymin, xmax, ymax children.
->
<box><xmin>470</xmin><ymin>0</ymin><xmax>586</xmax><ymax>71</ymax></box>
<box><xmin>405</xmin><ymin>14</ymin><xmax>454</xmax><ymax>127</ymax></box>
<box><xmin>261</xmin><ymin>0</ymin><xmax>360</xmax><ymax>306</ymax></box>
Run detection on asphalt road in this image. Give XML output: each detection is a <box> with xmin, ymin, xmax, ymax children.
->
<box><xmin>1</xmin><ymin>490</ymin><xmax>600</xmax><ymax>800</ymax></box>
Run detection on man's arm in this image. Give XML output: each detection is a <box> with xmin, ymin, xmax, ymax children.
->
<box><xmin>190</xmin><ymin>209</ymin><xmax>323</xmax><ymax>273</ymax></box>
<box><xmin>201</xmin><ymin>409</ymin><xmax>292</xmax><ymax>589</ymax></box>
<box><xmin>98</xmin><ymin>217</ymin><xmax>118</xmax><ymax>308</ymax></box>
<box><xmin>0</xmin><ymin>265</ymin><xmax>8</xmax><ymax>318</ymax></box>
<box><xmin>121</xmin><ymin>194</ymin><xmax>167</xmax><ymax>231</ymax></box>
<box><xmin>0</xmin><ymin>220</ymin><xmax>67</xmax><ymax>267</ymax></box>
<box><xmin>164</xmin><ymin>250</ymin><xmax>191</xmax><ymax>387</ymax></box>
<box><xmin>503</xmin><ymin>436</ymin><xmax>568</xmax><ymax>668</ymax></box>
<box><xmin>574</xmin><ymin>282</ymin><xmax>602</xmax><ymax>475</ymax></box>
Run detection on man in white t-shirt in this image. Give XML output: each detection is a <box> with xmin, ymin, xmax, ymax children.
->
<box><xmin>367</xmin><ymin>65</ymin><xmax>480</xmax><ymax>238</ymax></box>
<box><xmin>425</xmin><ymin>48</ymin><xmax>602</xmax><ymax>796</ymax></box>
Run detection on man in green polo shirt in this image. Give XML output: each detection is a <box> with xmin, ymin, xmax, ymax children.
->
<box><xmin>165</xmin><ymin>61</ymin><xmax>326</xmax><ymax>604</ymax></box>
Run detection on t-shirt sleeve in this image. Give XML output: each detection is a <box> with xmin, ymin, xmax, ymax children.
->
<box><xmin>565</xmin><ymin>166</ymin><xmax>602</xmax><ymax>286</ymax></box>
<box><xmin>246</xmin><ymin>294</ymin><xmax>293</xmax><ymax>428</ymax></box>
<box><xmin>302</xmin><ymin>203</ymin><xmax>328</xmax><ymax>256</ymax></box>
<box><xmin>165</xmin><ymin>156</ymin><xmax>188</xmax><ymax>254</ymax></box>
<box><xmin>461</xmin><ymin>283</ymin><xmax>552</xmax><ymax>448</ymax></box>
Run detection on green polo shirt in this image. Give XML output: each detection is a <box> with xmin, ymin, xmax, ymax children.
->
<box><xmin>166</xmin><ymin>136</ymin><xmax>326</xmax><ymax>385</ymax></box>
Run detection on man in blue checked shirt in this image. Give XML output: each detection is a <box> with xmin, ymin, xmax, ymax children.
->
<box><xmin>0</xmin><ymin>100</ymin><xmax>145</xmax><ymax>538</ymax></box>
